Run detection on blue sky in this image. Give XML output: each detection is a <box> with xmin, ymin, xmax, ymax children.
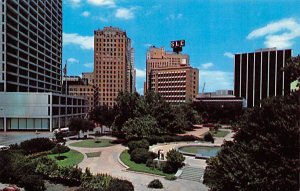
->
<box><xmin>62</xmin><ymin>0</ymin><xmax>300</xmax><ymax>94</ymax></box>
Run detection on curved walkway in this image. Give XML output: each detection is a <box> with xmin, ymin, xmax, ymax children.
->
<box><xmin>67</xmin><ymin>137</ymin><xmax>208</xmax><ymax>191</ymax></box>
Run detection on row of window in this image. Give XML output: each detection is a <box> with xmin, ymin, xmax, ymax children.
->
<box><xmin>95</xmin><ymin>38</ymin><xmax>125</xmax><ymax>43</ymax></box>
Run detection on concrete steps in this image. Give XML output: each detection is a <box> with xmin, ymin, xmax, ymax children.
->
<box><xmin>178</xmin><ymin>166</ymin><xmax>204</xmax><ymax>182</ymax></box>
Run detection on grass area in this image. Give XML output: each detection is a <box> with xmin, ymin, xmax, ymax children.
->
<box><xmin>86</xmin><ymin>152</ymin><xmax>101</xmax><ymax>158</ymax></box>
<box><xmin>48</xmin><ymin>150</ymin><xmax>84</xmax><ymax>167</ymax></box>
<box><xmin>120</xmin><ymin>150</ymin><xmax>173</xmax><ymax>177</ymax></box>
<box><xmin>210</xmin><ymin>130</ymin><xmax>230</xmax><ymax>137</ymax></box>
<box><xmin>179</xmin><ymin>146</ymin><xmax>219</xmax><ymax>154</ymax></box>
<box><xmin>69</xmin><ymin>139</ymin><xmax>114</xmax><ymax>148</ymax></box>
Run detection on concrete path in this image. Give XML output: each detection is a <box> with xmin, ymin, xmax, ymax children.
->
<box><xmin>67</xmin><ymin>139</ymin><xmax>208</xmax><ymax>191</ymax></box>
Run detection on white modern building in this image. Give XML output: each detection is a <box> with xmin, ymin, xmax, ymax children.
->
<box><xmin>0</xmin><ymin>92</ymin><xmax>87</xmax><ymax>132</ymax></box>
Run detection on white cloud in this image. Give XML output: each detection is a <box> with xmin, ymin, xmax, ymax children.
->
<box><xmin>247</xmin><ymin>18</ymin><xmax>300</xmax><ymax>49</ymax></box>
<box><xmin>199</xmin><ymin>70</ymin><xmax>233</xmax><ymax>92</ymax></box>
<box><xmin>146</xmin><ymin>4</ymin><xmax>162</xmax><ymax>16</ymax></box>
<box><xmin>87</xmin><ymin>0</ymin><xmax>115</xmax><ymax>7</ymax></box>
<box><xmin>135</xmin><ymin>68</ymin><xmax>146</xmax><ymax>78</ymax></box>
<box><xmin>143</xmin><ymin>43</ymin><xmax>153</xmax><ymax>47</ymax></box>
<box><xmin>167</xmin><ymin>13</ymin><xmax>183</xmax><ymax>20</ymax></box>
<box><xmin>115</xmin><ymin>7</ymin><xmax>136</xmax><ymax>20</ymax></box>
<box><xmin>84</xmin><ymin>63</ymin><xmax>93</xmax><ymax>68</ymax></box>
<box><xmin>65</xmin><ymin>0</ymin><xmax>81</xmax><ymax>8</ymax></box>
<box><xmin>224</xmin><ymin>52</ymin><xmax>234</xmax><ymax>59</ymax></box>
<box><xmin>63</xmin><ymin>33</ymin><xmax>94</xmax><ymax>50</ymax></box>
<box><xmin>93</xmin><ymin>16</ymin><xmax>109</xmax><ymax>22</ymax></box>
<box><xmin>81</xmin><ymin>11</ymin><xmax>90</xmax><ymax>17</ymax></box>
<box><xmin>201</xmin><ymin>62</ymin><xmax>214</xmax><ymax>69</ymax></box>
<box><xmin>67</xmin><ymin>58</ymin><xmax>79</xmax><ymax>63</ymax></box>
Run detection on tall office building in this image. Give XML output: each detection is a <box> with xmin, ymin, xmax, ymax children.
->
<box><xmin>1</xmin><ymin>0</ymin><xmax>62</xmax><ymax>93</ymax></box>
<box><xmin>94</xmin><ymin>27</ymin><xmax>134</xmax><ymax>106</ymax></box>
<box><xmin>234</xmin><ymin>48</ymin><xmax>292</xmax><ymax>107</ymax></box>
<box><xmin>0</xmin><ymin>0</ymin><xmax>87</xmax><ymax>131</ymax></box>
<box><xmin>146</xmin><ymin>47</ymin><xmax>199</xmax><ymax>103</ymax></box>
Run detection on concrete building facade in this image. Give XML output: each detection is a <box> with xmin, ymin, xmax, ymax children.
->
<box><xmin>146</xmin><ymin>47</ymin><xmax>199</xmax><ymax>103</ymax></box>
<box><xmin>0</xmin><ymin>0</ymin><xmax>87</xmax><ymax>131</ymax></box>
<box><xmin>234</xmin><ymin>48</ymin><xmax>292</xmax><ymax>107</ymax></box>
<box><xmin>0</xmin><ymin>92</ymin><xmax>87</xmax><ymax>132</ymax></box>
<box><xmin>94</xmin><ymin>27</ymin><xmax>135</xmax><ymax>106</ymax></box>
<box><xmin>65</xmin><ymin>74</ymin><xmax>96</xmax><ymax>112</ymax></box>
<box><xmin>1</xmin><ymin>0</ymin><xmax>62</xmax><ymax>93</ymax></box>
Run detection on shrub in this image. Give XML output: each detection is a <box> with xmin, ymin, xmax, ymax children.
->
<box><xmin>146</xmin><ymin>159</ymin><xmax>155</xmax><ymax>168</ymax></box>
<box><xmin>130</xmin><ymin>148</ymin><xmax>149</xmax><ymax>163</ymax></box>
<box><xmin>19</xmin><ymin>175</ymin><xmax>45</xmax><ymax>191</ymax></box>
<box><xmin>34</xmin><ymin>157</ymin><xmax>82</xmax><ymax>186</ymax></box>
<box><xmin>20</xmin><ymin>138</ymin><xmax>56</xmax><ymax>154</ymax></box>
<box><xmin>162</xmin><ymin>135</ymin><xmax>175</xmax><ymax>142</ymax></box>
<box><xmin>147</xmin><ymin>136</ymin><xmax>164</xmax><ymax>145</ymax></box>
<box><xmin>148</xmin><ymin>179</ymin><xmax>163</xmax><ymax>189</ymax></box>
<box><xmin>162</xmin><ymin>162</ymin><xmax>177</xmax><ymax>174</ymax></box>
<box><xmin>164</xmin><ymin>175</ymin><xmax>177</xmax><ymax>181</ymax></box>
<box><xmin>164</xmin><ymin>149</ymin><xmax>185</xmax><ymax>173</ymax></box>
<box><xmin>204</xmin><ymin>133</ymin><xmax>214</xmax><ymax>143</ymax></box>
<box><xmin>176</xmin><ymin>135</ymin><xmax>200</xmax><ymax>142</ymax></box>
<box><xmin>51</xmin><ymin>145</ymin><xmax>70</xmax><ymax>154</ymax></box>
<box><xmin>127</xmin><ymin>139</ymin><xmax>149</xmax><ymax>153</ymax></box>
<box><xmin>167</xmin><ymin>149</ymin><xmax>185</xmax><ymax>164</ymax></box>
<box><xmin>80</xmin><ymin>173</ymin><xmax>113</xmax><ymax>190</ymax></box>
<box><xmin>108</xmin><ymin>179</ymin><xmax>134</xmax><ymax>191</ymax></box>
<box><xmin>9</xmin><ymin>143</ymin><xmax>21</xmax><ymax>150</ymax></box>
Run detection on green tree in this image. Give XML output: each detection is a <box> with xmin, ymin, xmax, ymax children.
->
<box><xmin>172</xmin><ymin>103</ymin><xmax>202</xmax><ymax>132</ymax></box>
<box><xmin>69</xmin><ymin>118</ymin><xmax>94</xmax><ymax>139</ymax></box>
<box><xmin>90</xmin><ymin>105</ymin><xmax>116</xmax><ymax>135</ymax></box>
<box><xmin>203</xmin><ymin>94</ymin><xmax>300</xmax><ymax>191</ymax></box>
<box><xmin>113</xmin><ymin>91</ymin><xmax>146</xmax><ymax>132</ymax></box>
<box><xmin>285</xmin><ymin>55</ymin><xmax>300</xmax><ymax>90</ymax></box>
<box><xmin>122</xmin><ymin>115</ymin><xmax>159</xmax><ymax>139</ymax></box>
<box><xmin>166</xmin><ymin>149</ymin><xmax>185</xmax><ymax>169</ymax></box>
<box><xmin>144</xmin><ymin>91</ymin><xmax>178</xmax><ymax>133</ymax></box>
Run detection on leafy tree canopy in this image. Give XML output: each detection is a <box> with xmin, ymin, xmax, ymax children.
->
<box><xmin>69</xmin><ymin>118</ymin><xmax>94</xmax><ymax>139</ymax></box>
<box><xmin>203</xmin><ymin>93</ymin><xmax>300</xmax><ymax>191</ymax></box>
<box><xmin>122</xmin><ymin>115</ymin><xmax>159</xmax><ymax>139</ymax></box>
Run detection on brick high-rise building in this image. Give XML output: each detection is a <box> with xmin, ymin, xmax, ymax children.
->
<box><xmin>94</xmin><ymin>27</ymin><xmax>134</xmax><ymax>106</ymax></box>
<box><xmin>234</xmin><ymin>48</ymin><xmax>292</xmax><ymax>107</ymax></box>
<box><xmin>146</xmin><ymin>47</ymin><xmax>199</xmax><ymax>103</ymax></box>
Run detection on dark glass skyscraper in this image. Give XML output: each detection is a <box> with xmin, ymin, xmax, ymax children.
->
<box><xmin>234</xmin><ymin>48</ymin><xmax>292</xmax><ymax>107</ymax></box>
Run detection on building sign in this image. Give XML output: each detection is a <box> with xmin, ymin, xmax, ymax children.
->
<box><xmin>171</xmin><ymin>40</ymin><xmax>185</xmax><ymax>54</ymax></box>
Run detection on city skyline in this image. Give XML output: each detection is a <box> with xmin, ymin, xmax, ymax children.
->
<box><xmin>62</xmin><ymin>0</ymin><xmax>300</xmax><ymax>94</ymax></box>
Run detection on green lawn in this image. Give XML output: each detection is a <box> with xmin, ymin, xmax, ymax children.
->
<box><xmin>210</xmin><ymin>130</ymin><xmax>230</xmax><ymax>137</ymax></box>
<box><xmin>69</xmin><ymin>139</ymin><xmax>114</xmax><ymax>148</ymax></box>
<box><xmin>86</xmin><ymin>152</ymin><xmax>101</xmax><ymax>158</ymax></box>
<box><xmin>48</xmin><ymin>150</ymin><xmax>84</xmax><ymax>167</ymax></box>
<box><xmin>120</xmin><ymin>150</ymin><xmax>173</xmax><ymax>177</ymax></box>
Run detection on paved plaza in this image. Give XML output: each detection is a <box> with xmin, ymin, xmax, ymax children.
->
<box><xmin>67</xmin><ymin>138</ymin><xmax>208</xmax><ymax>191</ymax></box>
<box><xmin>0</xmin><ymin>127</ymin><xmax>233</xmax><ymax>191</ymax></box>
